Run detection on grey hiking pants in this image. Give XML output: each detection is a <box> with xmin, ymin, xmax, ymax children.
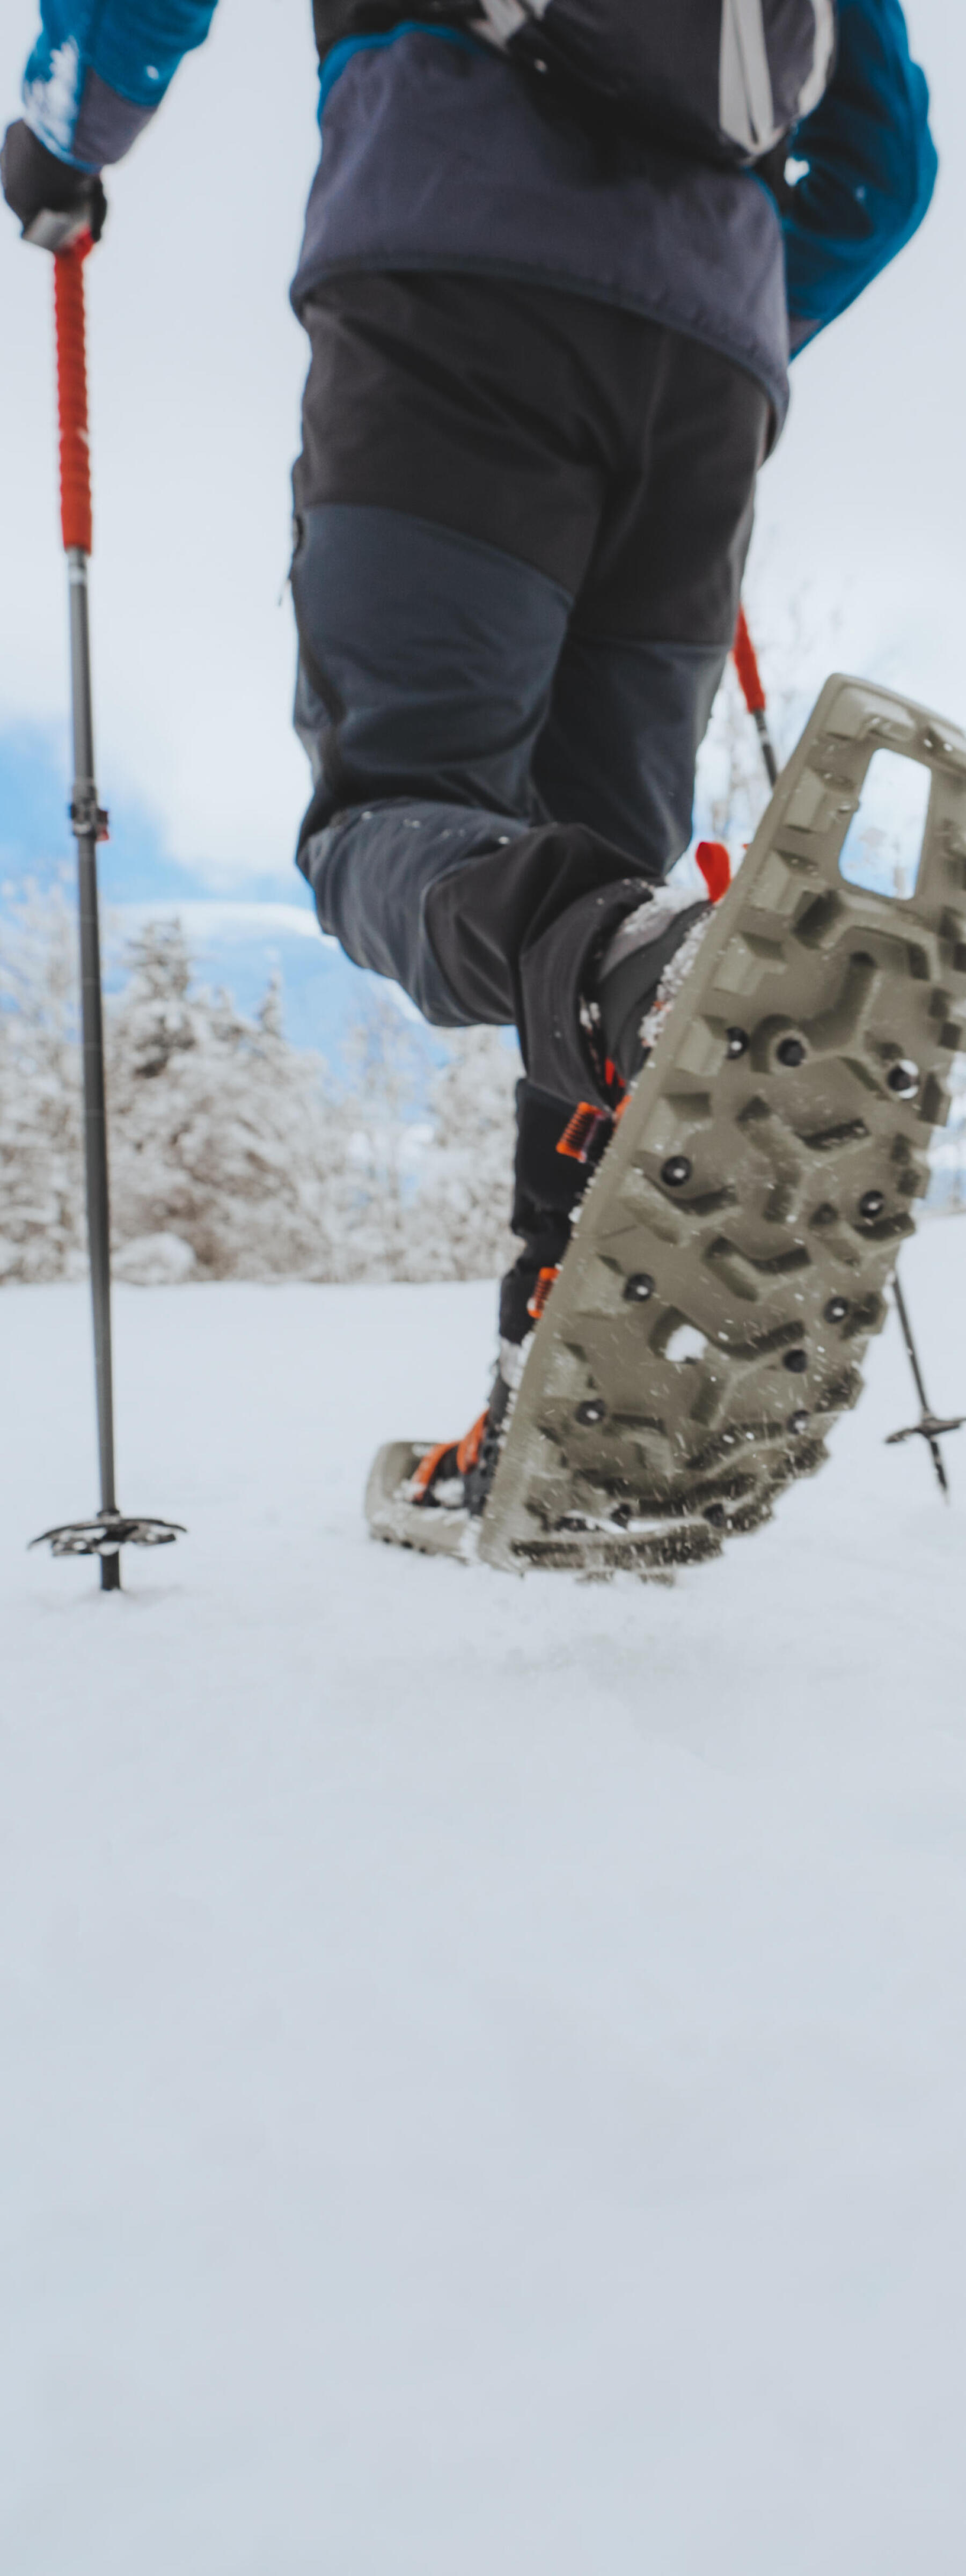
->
<box><xmin>291</xmin><ymin>272</ymin><xmax>770</xmax><ymax>1103</ymax></box>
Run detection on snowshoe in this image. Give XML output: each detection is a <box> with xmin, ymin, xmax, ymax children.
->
<box><xmin>367</xmin><ymin>675</ymin><xmax>966</xmax><ymax>1576</ymax></box>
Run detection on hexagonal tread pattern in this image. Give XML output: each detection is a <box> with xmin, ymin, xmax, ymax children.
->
<box><xmin>479</xmin><ymin>675</ymin><xmax>966</xmax><ymax>1575</ymax></box>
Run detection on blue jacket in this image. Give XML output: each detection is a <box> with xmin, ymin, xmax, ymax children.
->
<box><xmin>22</xmin><ymin>2</ymin><xmax>217</xmax><ymax>171</ymax></box>
<box><xmin>782</xmin><ymin>0</ymin><xmax>936</xmax><ymax>343</ymax></box>
<box><xmin>20</xmin><ymin>0</ymin><xmax>935</xmax><ymax>408</ymax></box>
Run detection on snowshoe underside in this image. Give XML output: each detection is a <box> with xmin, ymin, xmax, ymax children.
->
<box><xmin>480</xmin><ymin>675</ymin><xmax>966</xmax><ymax>1574</ymax></box>
<box><xmin>366</xmin><ymin>675</ymin><xmax>966</xmax><ymax>1577</ymax></box>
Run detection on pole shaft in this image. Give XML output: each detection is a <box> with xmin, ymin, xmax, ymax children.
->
<box><xmin>732</xmin><ymin>606</ymin><xmax>779</xmax><ymax>788</ymax></box>
<box><xmin>753</xmin><ymin>705</ymin><xmax>779</xmax><ymax>789</ymax></box>
<box><xmin>55</xmin><ymin>239</ymin><xmax>121</xmax><ymax>1587</ymax></box>
<box><xmin>893</xmin><ymin>1270</ymin><xmax>931</xmax><ymax>1416</ymax></box>
<box><xmin>893</xmin><ymin>1269</ymin><xmax>949</xmax><ymax>1499</ymax></box>
<box><xmin>68</xmin><ymin>554</ymin><xmax>119</xmax><ymax>1579</ymax></box>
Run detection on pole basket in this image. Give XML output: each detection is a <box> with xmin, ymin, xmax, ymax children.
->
<box><xmin>31</xmin><ymin>1513</ymin><xmax>186</xmax><ymax>1561</ymax></box>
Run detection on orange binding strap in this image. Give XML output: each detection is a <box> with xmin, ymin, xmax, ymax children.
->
<box><xmin>557</xmin><ymin>1101</ymin><xmax>607</xmax><ymax>1162</ymax></box>
<box><xmin>456</xmin><ymin>1411</ymin><xmax>488</xmax><ymax>1475</ymax></box>
<box><xmin>411</xmin><ymin>1439</ymin><xmax>456</xmax><ymax>1501</ymax></box>
<box><xmin>411</xmin><ymin>1410</ymin><xmax>487</xmax><ymax>1501</ymax></box>
<box><xmin>527</xmin><ymin>1266</ymin><xmax>559</xmax><ymax>1322</ymax></box>
<box><xmin>54</xmin><ymin>233</ymin><xmax>93</xmax><ymax>556</ymax></box>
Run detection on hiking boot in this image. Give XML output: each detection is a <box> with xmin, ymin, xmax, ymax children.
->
<box><xmin>372</xmin><ymin>894</ymin><xmax>716</xmax><ymax>1543</ymax></box>
<box><xmin>404</xmin><ymin>1341</ymin><xmax>522</xmax><ymax>1520</ymax></box>
<box><xmin>590</xmin><ymin>887</ymin><xmax>711</xmax><ymax>1089</ymax></box>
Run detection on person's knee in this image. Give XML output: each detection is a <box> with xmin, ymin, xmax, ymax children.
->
<box><xmin>298</xmin><ymin>799</ymin><xmax>531</xmax><ymax>1027</ymax></box>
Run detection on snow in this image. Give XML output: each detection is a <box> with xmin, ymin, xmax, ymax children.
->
<box><xmin>4</xmin><ymin>1221</ymin><xmax>966</xmax><ymax>2572</ymax></box>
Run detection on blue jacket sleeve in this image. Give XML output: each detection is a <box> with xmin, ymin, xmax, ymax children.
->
<box><xmin>783</xmin><ymin>0</ymin><xmax>937</xmax><ymax>349</ymax></box>
<box><xmin>22</xmin><ymin>1</ymin><xmax>219</xmax><ymax>171</ymax></box>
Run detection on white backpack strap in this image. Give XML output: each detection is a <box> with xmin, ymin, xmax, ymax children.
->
<box><xmin>798</xmin><ymin>0</ymin><xmax>837</xmax><ymax>120</ymax></box>
<box><xmin>719</xmin><ymin>0</ymin><xmax>778</xmax><ymax>155</ymax></box>
<box><xmin>470</xmin><ymin>0</ymin><xmax>550</xmax><ymax>49</ymax></box>
<box><xmin>720</xmin><ymin>0</ymin><xmax>837</xmax><ymax>154</ymax></box>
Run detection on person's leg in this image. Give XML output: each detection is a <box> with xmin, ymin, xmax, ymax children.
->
<box><xmin>291</xmin><ymin>276</ymin><xmax>672</xmax><ymax>1094</ymax></box>
<box><xmin>290</xmin><ymin>278</ymin><xmax>770</xmax><ymax>1443</ymax></box>
<box><xmin>495</xmin><ymin>335</ymin><xmax>771</xmax><ymax>1352</ymax></box>
<box><xmin>420</xmin><ymin>322</ymin><xmax>767</xmax><ymax>1093</ymax></box>
<box><xmin>531</xmin><ymin>331</ymin><xmax>771</xmax><ymax>873</ymax></box>
<box><xmin>291</xmin><ymin>498</ymin><xmax>569</xmax><ymax>1025</ymax></box>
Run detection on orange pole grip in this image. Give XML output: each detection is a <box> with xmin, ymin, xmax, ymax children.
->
<box><xmin>732</xmin><ymin>602</ymin><xmax>765</xmax><ymax>716</ymax></box>
<box><xmin>54</xmin><ymin>232</ymin><xmax>93</xmax><ymax>555</ymax></box>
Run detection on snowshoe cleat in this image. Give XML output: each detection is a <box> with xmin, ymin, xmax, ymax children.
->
<box><xmin>367</xmin><ymin>675</ymin><xmax>966</xmax><ymax>1576</ymax></box>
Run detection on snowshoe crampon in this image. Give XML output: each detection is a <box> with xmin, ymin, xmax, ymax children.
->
<box><xmin>367</xmin><ymin>675</ymin><xmax>966</xmax><ymax>1576</ymax></box>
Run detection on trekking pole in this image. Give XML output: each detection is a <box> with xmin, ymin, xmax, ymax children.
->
<box><xmin>733</xmin><ymin>602</ymin><xmax>779</xmax><ymax>787</ymax></box>
<box><xmin>30</xmin><ymin>234</ymin><xmax>184</xmax><ymax>1583</ymax></box>
<box><xmin>733</xmin><ymin>602</ymin><xmax>963</xmax><ymax>1502</ymax></box>
<box><xmin>885</xmin><ymin>1270</ymin><xmax>964</xmax><ymax>1499</ymax></box>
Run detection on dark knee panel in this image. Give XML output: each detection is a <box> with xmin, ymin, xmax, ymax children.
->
<box><xmin>290</xmin><ymin>501</ymin><xmax>572</xmax><ymax>822</ymax></box>
<box><xmin>533</xmin><ymin>634</ymin><xmax>728</xmax><ymax>873</ymax></box>
<box><xmin>298</xmin><ymin>799</ymin><xmax>532</xmax><ymax>1026</ymax></box>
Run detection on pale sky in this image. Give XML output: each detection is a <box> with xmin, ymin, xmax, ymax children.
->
<box><xmin>1</xmin><ymin>0</ymin><xmax>963</xmax><ymax>889</ymax></box>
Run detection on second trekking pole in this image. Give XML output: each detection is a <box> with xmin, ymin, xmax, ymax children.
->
<box><xmin>31</xmin><ymin>233</ymin><xmax>184</xmax><ymax>1580</ymax></box>
<box><xmin>60</xmin><ymin>235</ymin><xmax>118</xmax><ymax>1586</ymax></box>
<box><xmin>733</xmin><ymin>601</ymin><xmax>778</xmax><ymax>788</ymax></box>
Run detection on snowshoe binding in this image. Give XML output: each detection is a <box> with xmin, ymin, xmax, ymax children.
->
<box><xmin>364</xmin><ymin>1355</ymin><xmax>516</xmax><ymax>1560</ymax></box>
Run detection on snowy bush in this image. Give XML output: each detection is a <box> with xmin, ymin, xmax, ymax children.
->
<box><xmin>104</xmin><ymin>921</ymin><xmax>355</xmax><ymax>1280</ymax></box>
<box><xmin>0</xmin><ymin>891</ymin><xmax>519</xmax><ymax>1285</ymax></box>
<box><xmin>0</xmin><ymin>881</ymin><xmax>83</xmax><ymax>1282</ymax></box>
<box><xmin>321</xmin><ymin>997</ymin><xmax>518</xmax><ymax>1286</ymax></box>
<box><xmin>414</xmin><ymin>1027</ymin><xmax>518</xmax><ymax>1283</ymax></box>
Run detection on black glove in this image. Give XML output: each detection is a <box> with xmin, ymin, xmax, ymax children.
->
<box><xmin>1</xmin><ymin>119</ymin><xmax>107</xmax><ymax>247</ymax></box>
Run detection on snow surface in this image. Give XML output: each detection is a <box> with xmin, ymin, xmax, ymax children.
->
<box><xmin>4</xmin><ymin>1224</ymin><xmax>966</xmax><ymax>2573</ymax></box>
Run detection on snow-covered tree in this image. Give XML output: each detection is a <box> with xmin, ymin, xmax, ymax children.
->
<box><xmin>319</xmin><ymin>1002</ymin><xmax>520</xmax><ymax>1284</ymax></box>
<box><xmin>334</xmin><ymin>992</ymin><xmax>432</xmax><ymax>1282</ymax></box>
<box><xmin>105</xmin><ymin>920</ymin><xmax>355</xmax><ymax>1280</ymax></box>
<box><xmin>414</xmin><ymin>1026</ymin><xmax>519</xmax><ymax>1282</ymax></box>
<box><xmin>0</xmin><ymin>879</ymin><xmax>83</xmax><ymax>1282</ymax></box>
<box><xmin>0</xmin><ymin>898</ymin><xmax>522</xmax><ymax>1285</ymax></box>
